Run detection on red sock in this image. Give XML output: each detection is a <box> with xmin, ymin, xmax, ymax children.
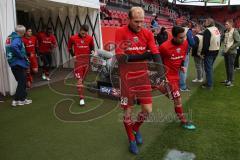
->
<box><xmin>45</xmin><ymin>70</ymin><xmax>49</xmax><ymax>77</ymax></box>
<box><xmin>77</xmin><ymin>80</ymin><xmax>84</xmax><ymax>99</ymax></box>
<box><xmin>26</xmin><ymin>73</ymin><xmax>32</xmax><ymax>83</ymax></box>
<box><xmin>26</xmin><ymin>72</ymin><xmax>32</xmax><ymax>88</ymax></box>
<box><xmin>132</xmin><ymin>111</ymin><xmax>149</xmax><ymax>132</ymax></box>
<box><xmin>43</xmin><ymin>66</ymin><xmax>49</xmax><ymax>77</ymax></box>
<box><xmin>174</xmin><ymin>105</ymin><xmax>187</xmax><ymax>124</ymax></box>
<box><xmin>123</xmin><ymin>115</ymin><xmax>135</xmax><ymax>142</ymax></box>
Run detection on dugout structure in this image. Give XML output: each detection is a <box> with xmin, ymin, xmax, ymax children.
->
<box><xmin>0</xmin><ymin>0</ymin><xmax>102</xmax><ymax>95</ymax></box>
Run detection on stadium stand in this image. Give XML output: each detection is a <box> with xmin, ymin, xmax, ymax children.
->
<box><xmin>99</xmin><ymin>0</ymin><xmax>181</xmax><ymax>30</ymax></box>
<box><xmin>189</xmin><ymin>6</ymin><xmax>240</xmax><ymax>28</ymax></box>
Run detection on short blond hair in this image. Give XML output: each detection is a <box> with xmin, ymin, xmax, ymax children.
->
<box><xmin>15</xmin><ymin>25</ymin><xmax>26</xmax><ymax>33</ymax></box>
<box><xmin>128</xmin><ymin>7</ymin><xmax>145</xmax><ymax>19</ymax></box>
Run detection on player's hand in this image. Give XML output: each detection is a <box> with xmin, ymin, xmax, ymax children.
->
<box><xmin>181</xmin><ymin>66</ymin><xmax>187</xmax><ymax>73</ymax></box>
<box><xmin>165</xmin><ymin>77</ymin><xmax>169</xmax><ymax>83</ymax></box>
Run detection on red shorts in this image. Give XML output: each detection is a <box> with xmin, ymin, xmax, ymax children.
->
<box><xmin>169</xmin><ymin>81</ymin><xmax>181</xmax><ymax>99</ymax></box>
<box><xmin>28</xmin><ymin>54</ymin><xmax>38</xmax><ymax>69</ymax></box>
<box><xmin>74</xmin><ymin>64</ymin><xmax>89</xmax><ymax>80</ymax></box>
<box><xmin>153</xmin><ymin>80</ymin><xmax>181</xmax><ymax>100</ymax></box>
<box><xmin>120</xmin><ymin>70</ymin><xmax>152</xmax><ymax>109</ymax></box>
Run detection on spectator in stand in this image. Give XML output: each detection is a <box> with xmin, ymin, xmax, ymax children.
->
<box><xmin>100</xmin><ymin>5</ymin><xmax>112</xmax><ymax>20</ymax></box>
<box><xmin>201</xmin><ymin>18</ymin><xmax>221</xmax><ymax>90</ymax></box>
<box><xmin>156</xmin><ymin>27</ymin><xmax>168</xmax><ymax>46</ymax></box>
<box><xmin>191</xmin><ymin>24</ymin><xmax>204</xmax><ymax>83</ymax></box>
<box><xmin>148</xmin><ymin>4</ymin><xmax>153</xmax><ymax>12</ymax></box>
<box><xmin>222</xmin><ymin>19</ymin><xmax>240</xmax><ymax>87</ymax></box>
<box><xmin>179</xmin><ymin>21</ymin><xmax>195</xmax><ymax>92</ymax></box>
<box><xmin>151</xmin><ymin>14</ymin><xmax>159</xmax><ymax>41</ymax></box>
<box><xmin>151</xmin><ymin>15</ymin><xmax>159</xmax><ymax>29</ymax></box>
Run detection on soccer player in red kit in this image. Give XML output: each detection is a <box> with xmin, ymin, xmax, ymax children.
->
<box><xmin>22</xmin><ymin>28</ymin><xmax>38</xmax><ymax>88</ymax></box>
<box><xmin>37</xmin><ymin>27</ymin><xmax>57</xmax><ymax>81</ymax></box>
<box><xmin>115</xmin><ymin>7</ymin><xmax>164</xmax><ymax>154</ymax></box>
<box><xmin>157</xmin><ymin>26</ymin><xmax>196</xmax><ymax>130</ymax></box>
<box><xmin>68</xmin><ymin>25</ymin><xmax>94</xmax><ymax>106</ymax></box>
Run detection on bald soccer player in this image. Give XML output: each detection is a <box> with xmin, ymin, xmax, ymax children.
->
<box><xmin>115</xmin><ymin>7</ymin><xmax>164</xmax><ymax>154</ymax></box>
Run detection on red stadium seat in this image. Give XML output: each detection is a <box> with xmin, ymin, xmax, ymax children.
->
<box><xmin>103</xmin><ymin>20</ymin><xmax>110</xmax><ymax>26</ymax></box>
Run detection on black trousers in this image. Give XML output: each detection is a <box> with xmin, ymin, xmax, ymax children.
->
<box><xmin>40</xmin><ymin>53</ymin><xmax>52</xmax><ymax>76</ymax></box>
<box><xmin>224</xmin><ymin>54</ymin><xmax>236</xmax><ymax>82</ymax></box>
<box><xmin>11</xmin><ymin>66</ymin><xmax>27</xmax><ymax>101</ymax></box>
<box><xmin>234</xmin><ymin>49</ymin><xmax>240</xmax><ymax>68</ymax></box>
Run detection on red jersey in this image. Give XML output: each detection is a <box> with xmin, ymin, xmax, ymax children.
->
<box><xmin>68</xmin><ymin>34</ymin><xmax>94</xmax><ymax>66</ymax></box>
<box><xmin>115</xmin><ymin>26</ymin><xmax>159</xmax><ymax>75</ymax></box>
<box><xmin>22</xmin><ymin>36</ymin><xmax>38</xmax><ymax>54</ymax></box>
<box><xmin>115</xmin><ymin>26</ymin><xmax>158</xmax><ymax>103</ymax></box>
<box><xmin>159</xmin><ymin>40</ymin><xmax>188</xmax><ymax>81</ymax></box>
<box><xmin>68</xmin><ymin>34</ymin><xmax>94</xmax><ymax>55</ymax></box>
<box><xmin>115</xmin><ymin>26</ymin><xmax>158</xmax><ymax>55</ymax></box>
<box><xmin>37</xmin><ymin>32</ymin><xmax>57</xmax><ymax>53</ymax></box>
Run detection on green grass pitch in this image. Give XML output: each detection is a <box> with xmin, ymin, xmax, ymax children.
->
<box><xmin>0</xmin><ymin>56</ymin><xmax>240</xmax><ymax>160</ymax></box>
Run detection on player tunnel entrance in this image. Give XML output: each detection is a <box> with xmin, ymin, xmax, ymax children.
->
<box><xmin>16</xmin><ymin>0</ymin><xmax>102</xmax><ymax>68</ymax></box>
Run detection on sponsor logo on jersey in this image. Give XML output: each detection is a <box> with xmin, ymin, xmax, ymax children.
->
<box><xmin>42</xmin><ymin>40</ymin><xmax>52</xmax><ymax>44</ymax></box>
<box><xmin>126</xmin><ymin>46</ymin><xmax>146</xmax><ymax>51</ymax></box>
<box><xmin>133</xmin><ymin>36</ymin><xmax>139</xmax><ymax>43</ymax></box>
<box><xmin>170</xmin><ymin>55</ymin><xmax>184</xmax><ymax>60</ymax></box>
<box><xmin>26</xmin><ymin>44</ymin><xmax>35</xmax><ymax>48</ymax></box>
<box><xmin>77</xmin><ymin>46</ymin><xmax>88</xmax><ymax>48</ymax></box>
<box><xmin>176</xmin><ymin>48</ymin><xmax>181</xmax><ymax>53</ymax></box>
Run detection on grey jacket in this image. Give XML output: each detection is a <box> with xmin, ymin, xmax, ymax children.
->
<box><xmin>226</xmin><ymin>29</ymin><xmax>240</xmax><ymax>54</ymax></box>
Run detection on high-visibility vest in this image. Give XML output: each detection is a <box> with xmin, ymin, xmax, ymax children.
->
<box><xmin>207</xmin><ymin>26</ymin><xmax>221</xmax><ymax>51</ymax></box>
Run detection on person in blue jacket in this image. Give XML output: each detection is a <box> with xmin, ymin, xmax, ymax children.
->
<box><xmin>179</xmin><ymin>21</ymin><xmax>195</xmax><ymax>92</ymax></box>
<box><xmin>5</xmin><ymin>25</ymin><xmax>32</xmax><ymax>107</ymax></box>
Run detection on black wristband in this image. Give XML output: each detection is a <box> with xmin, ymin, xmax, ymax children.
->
<box><xmin>127</xmin><ymin>52</ymin><xmax>152</xmax><ymax>62</ymax></box>
<box><xmin>151</xmin><ymin>54</ymin><xmax>166</xmax><ymax>81</ymax></box>
<box><xmin>69</xmin><ymin>49</ymin><xmax>74</xmax><ymax>57</ymax></box>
